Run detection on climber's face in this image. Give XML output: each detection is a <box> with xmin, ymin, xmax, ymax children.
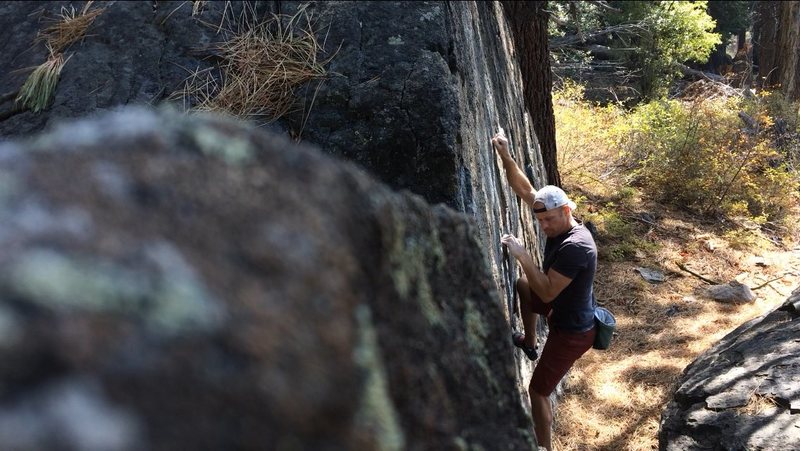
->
<box><xmin>533</xmin><ymin>203</ymin><xmax>571</xmax><ymax>237</ymax></box>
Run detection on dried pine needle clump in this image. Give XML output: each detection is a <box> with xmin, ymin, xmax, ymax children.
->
<box><xmin>36</xmin><ymin>1</ymin><xmax>105</xmax><ymax>54</ymax></box>
<box><xmin>192</xmin><ymin>0</ymin><xmax>207</xmax><ymax>17</ymax></box>
<box><xmin>15</xmin><ymin>54</ymin><xmax>69</xmax><ymax>113</ymax></box>
<box><xmin>177</xmin><ymin>4</ymin><xmax>332</xmax><ymax>123</ymax></box>
<box><xmin>16</xmin><ymin>2</ymin><xmax>104</xmax><ymax>112</ymax></box>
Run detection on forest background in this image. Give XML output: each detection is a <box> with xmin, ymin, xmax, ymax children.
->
<box><xmin>536</xmin><ymin>1</ymin><xmax>800</xmax><ymax>449</ymax></box>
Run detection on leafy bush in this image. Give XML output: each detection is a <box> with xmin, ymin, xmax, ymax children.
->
<box><xmin>554</xmin><ymin>83</ymin><xmax>800</xmax><ymax>232</ymax></box>
<box><xmin>554</xmin><ymin>81</ymin><xmax>632</xmax><ymax>196</ymax></box>
<box><xmin>745</xmin><ymin>90</ymin><xmax>800</xmax><ymax>171</ymax></box>
<box><xmin>608</xmin><ymin>1</ymin><xmax>721</xmax><ymax>98</ymax></box>
<box><xmin>755</xmin><ymin>91</ymin><xmax>799</xmax><ymax>133</ymax></box>
<box><xmin>627</xmin><ymin>97</ymin><xmax>799</xmax><ymax>223</ymax></box>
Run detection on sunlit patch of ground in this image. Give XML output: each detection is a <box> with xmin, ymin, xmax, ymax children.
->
<box><xmin>551</xmin><ymin>85</ymin><xmax>800</xmax><ymax>451</ymax></box>
<box><xmin>552</xmin><ymin>204</ymin><xmax>799</xmax><ymax>451</ymax></box>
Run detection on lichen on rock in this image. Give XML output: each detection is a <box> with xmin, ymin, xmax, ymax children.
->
<box><xmin>0</xmin><ymin>106</ymin><xmax>534</xmax><ymax>449</ymax></box>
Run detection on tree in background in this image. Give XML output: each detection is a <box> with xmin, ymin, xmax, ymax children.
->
<box><xmin>705</xmin><ymin>1</ymin><xmax>752</xmax><ymax>74</ymax></box>
<box><xmin>777</xmin><ymin>2</ymin><xmax>800</xmax><ymax>100</ymax></box>
<box><xmin>503</xmin><ymin>1</ymin><xmax>561</xmax><ymax>187</ymax></box>
<box><xmin>753</xmin><ymin>1</ymin><xmax>779</xmax><ymax>87</ymax></box>
<box><xmin>605</xmin><ymin>1</ymin><xmax>720</xmax><ymax>98</ymax></box>
<box><xmin>754</xmin><ymin>1</ymin><xmax>800</xmax><ymax>100</ymax></box>
<box><xmin>549</xmin><ymin>1</ymin><xmax>721</xmax><ymax>100</ymax></box>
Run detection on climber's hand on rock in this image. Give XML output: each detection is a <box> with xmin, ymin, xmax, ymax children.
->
<box><xmin>501</xmin><ymin>233</ymin><xmax>526</xmax><ymax>260</ymax></box>
<box><xmin>491</xmin><ymin>132</ymin><xmax>510</xmax><ymax>158</ymax></box>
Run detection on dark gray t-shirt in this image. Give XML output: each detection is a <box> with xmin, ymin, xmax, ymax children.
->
<box><xmin>542</xmin><ymin>224</ymin><xmax>597</xmax><ymax>331</ymax></box>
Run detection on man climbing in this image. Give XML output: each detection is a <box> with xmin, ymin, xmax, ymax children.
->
<box><xmin>491</xmin><ymin>130</ymin><xmax>597</xmax><ymax>451</ymax></box>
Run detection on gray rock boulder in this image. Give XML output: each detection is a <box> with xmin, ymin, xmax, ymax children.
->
<box><xmin>277</xmin><ymin>1</ymin><xmax>547</xmax><ymax>208</ymax></box>
<box><xmin>2</xmin><ymin>0</ymin><xmax>558</xmax><ymax>427</ymax></box>
<box><xmin>704</xmin><ymin>281</ymin><xmax>756</xmax><ymax>304</ymax></box>
<box><xmin>659</xmin><ymin>286</ymin><xmax>800</xmax><ymax>450</ymax></box>
<box><xmin>1</xmin><ymin>1</ymin><xmax>546</xmax><ymax>210</ymax></box>
<box><xmin>0</xmin><ymin>107</ymin><xmax>537</xmax><ymax>450</ymax></box>
<box><xmin>1</xmin><ymin>0</ymin><xmax>550</xmax><ymax>401</ymax></box>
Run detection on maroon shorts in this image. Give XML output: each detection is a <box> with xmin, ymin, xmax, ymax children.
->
<box><xmin>527</xmin><ymin>290</ymin><xmax>596</xmax><ymax>397</ymax></box>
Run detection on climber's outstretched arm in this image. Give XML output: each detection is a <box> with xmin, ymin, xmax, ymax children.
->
<box><xmin>491</xmin><ymin>132</ymin><xmax>536</xmax><ymax>207</ymax></box>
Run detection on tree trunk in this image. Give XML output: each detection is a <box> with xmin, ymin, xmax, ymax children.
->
<box><xmin>753</xmin><ymin>1</ymin><xmax>779</xmax><ymax>87</ymax></box>
<box><xmin>705</xmin><ymin>42</ymin><xmax>732</xmax><ymax>74</ymax></box>
<box><xmin>502</xmin><ymin>0</ymin><xmax>561</xmax><ymax>187</ymax></box>
<box><xmin>777</xmin><ymin>1</ymin><xmax>800</xmax><ymax>100</ymax></box>
<box><xmin>737</xmin><ymin>29</ymin><xmax>747</xmax><ymax>51</ymax></box>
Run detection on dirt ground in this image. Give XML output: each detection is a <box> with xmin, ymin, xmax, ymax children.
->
<box><xmin>552</xmin><ymin>205</ymin><xmax>800</xmax><ymax>450</ymax></box>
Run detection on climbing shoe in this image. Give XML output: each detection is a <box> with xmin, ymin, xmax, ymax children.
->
<box><xmin>512</xmin><ymin>332</ymin><xmax>538</xmax><ymax>361</ymax></box>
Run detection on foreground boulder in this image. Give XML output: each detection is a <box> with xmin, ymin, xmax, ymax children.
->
<box><xmin>0</xmin><ymin>107</ymin><xmax>536</xmax><ymax>450</ymax></box>
<box><xmin>659</xmin><ymin>286</ymin><xmax>800</xmax><ymax>450</ymax></box>
<box><xmin>1</xmin><ymin>0</ymin><xmax>551</xmax><ymax>405</ymax></box>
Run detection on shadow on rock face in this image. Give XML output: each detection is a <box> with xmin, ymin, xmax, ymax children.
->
<box><xmin>0</xmin><ymin>106</ymin><xmax>535</xmax><ymax>450</ymax></box>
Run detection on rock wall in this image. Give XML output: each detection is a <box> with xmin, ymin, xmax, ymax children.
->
<box><xmin>2</xmin><ymin>1</ymin><xmax>544</xmax><ymax>271</ymax></box>
<box><xmin>0</xmin><ymin>0</ymin><xmax>547</xmax><ymax>385</ymax></box>
<box><xmin>287</xmin><ymin>0</ymin><xmax>547</xmax><ymax>384</ymax></box>
<box><xmin>0</xmin><ymin>1</ymin><xmax>218</xmax><ymax>135</ymax></box>
<box><xmin>658</xmin><ymin>286</ymin><xmax>800</xmax><ymax>450</ymax></box>
<box><xmin>0</xmin><ymin>0</ymin><xmax>550</xmax><ymax>440</ymax></box>
<box><xmin>0</xmin><ymin>107</ymin><xmax>537</xmax><ymax>450</ymax></box>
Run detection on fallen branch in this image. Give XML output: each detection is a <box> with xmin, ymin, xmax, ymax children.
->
<box><xmin>751</xmin><ymin>275</ymin><xmax>786</xmax><ymax>291</ymax></box>
<box><xmin>677</xmin><ymin>261</ymin><xmax>787</xmax><ymax>291</ymax></box>
<box><xmin>677</xmin><ymin>64</ymin><xmax>725</xmax><ymax>82</ymax></box>
<box><xmin>587</xmin><ymin>0</ymin><xmax>621</xmax><ymax>12</ymax></box>
<box><xmin>738</xmin><ymin>111</ymin><xmax>757</xmax><ymax>130</ymax></box>
<box><xmin>675</xmin><ymin>262</ymin><xmax>719</xmax><ymax>285</ymax></box>
<box><xmin>620</xmin><ymin>208</ymin><xmax>662</xmax><ymax>230</ymax></box>
<box><xmin>586</xmin><ymin>44</ymin><xmax>632</xmax><ymax>61</ymax></box>
<box><xmin>550</xmin><ymin>23</ymin><xmax>647</xmax><ymax>49</ymax></box>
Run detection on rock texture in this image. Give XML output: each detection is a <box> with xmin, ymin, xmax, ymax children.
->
<box><xmin>0</xmin><ymin>0</ymin><xmax>548</xmax><ymax>401</ymax></box>
<box><xmin>659</xmin><ymin>286</ymin><xmax>800</xmax><ymax>450</ymax></box>
<box><xmin>280</xmin><ymin>1</ymin><xmax>547</xmax><ymax>208</ymax></box>
<box><xmin>703</xmin><ymin>281</ymin><xmax>756</xmax><ymax>304</ymax></box>
<box><xmin>0</xmin><ymin>107</ymin><xmax>537</xmax><ymax>450</ymax></box>
<box><xmin>0</xmin><ymin>1</ymin><xmax>221</xmax><ymax>136</ymax></box>
<box><xmin>0</xmin><ymin>0</ymin><xmax>545</xmax><ymax>210</ymax></box>
<box><xmin>291</xmin><ymin>0</ymin><xmax>550</xmax><ymax>403</ymax></box>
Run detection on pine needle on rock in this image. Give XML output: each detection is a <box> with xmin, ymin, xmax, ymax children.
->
<box><xmin>36</xmin><ymin>1</ymin><xmax>104</xmax><ymax>54</ymax></box>
<box><xmin>177</xmin><ymin>3</ymin><xmax>333</xmax><ymax>123</ymax></box>
<box><xmin>16</xmin><ymin>2</ymin><xmax>104</xmax><ymax>113</ymax></box>
<box><xmin>15</xmin><ymin>53</ymin><xmax>69</xmax><ymax>113</ymax></box>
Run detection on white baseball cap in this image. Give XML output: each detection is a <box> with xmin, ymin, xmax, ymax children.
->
<box><xmin>533</xmin><ymin>185</ymin><xmax>577</xmax><ymax>213</ymax></box>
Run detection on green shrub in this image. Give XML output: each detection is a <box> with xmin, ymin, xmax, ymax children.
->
<box><xmin>625</xmin><ymin>97</ymin><xmax>800</xmax><ymax>223</ymax></box>
<box><xmin>606</xmin><ymin>1</ymin><xmax>721</xmax><ymax>98</ymax></box>
<box><xmin>554</xmin><ymin>83</ymin><xmax>800</xmax><ymax>234</ymax></box>
<box><xmin>554</xmin><ymin>80</ymin><xmax>632</xmax><ymax>196</ymax></box>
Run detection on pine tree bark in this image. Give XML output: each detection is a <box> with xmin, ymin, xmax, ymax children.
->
<box><xmin>777</xmin><ymin>1</ymin><xmax>800</xmax><ymax>100</ymax></box>
<box><xmin>754</xmin><ymin>0</ymin><xmax>800</xmax><ymax>99</ymax></box>
<box><xmin>501</xmin><ymin>0</ymin><xmax>561</xmax><ymax>187</ymax></box>
<box><xmin>753</xmin><ymin>1</ymin><xmax>779</xmax><ymax>87</ymax></box>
